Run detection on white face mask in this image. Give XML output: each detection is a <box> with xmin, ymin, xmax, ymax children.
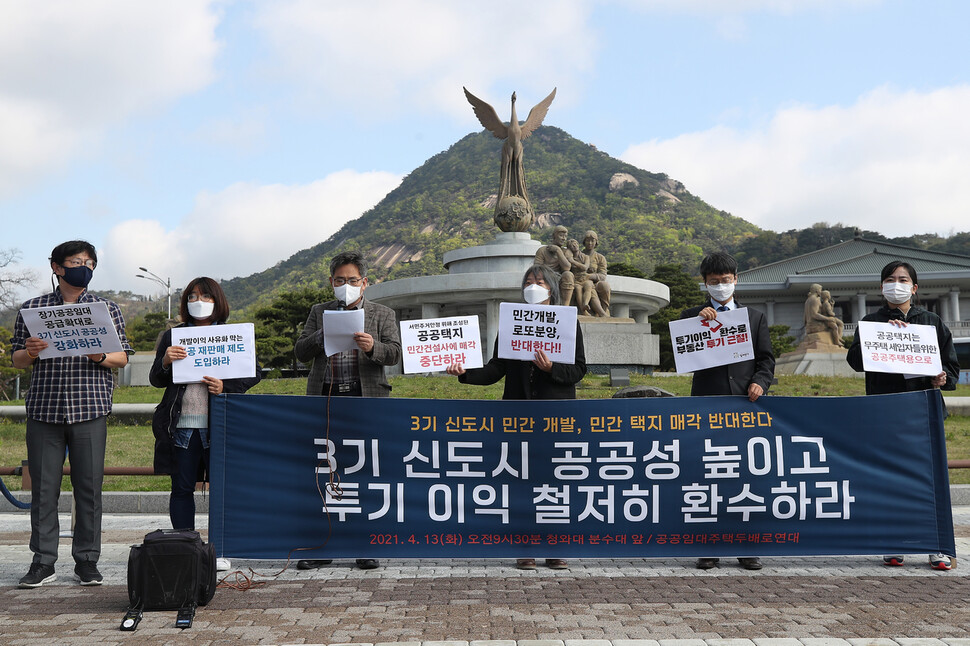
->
<box><xmin>187</xmin><ymin>300</ymin><xmax>215</xmax><ymax>320</ymax></box>
<box><xmin>523</xmin><ymin>284</ymin><xmax>550</xmax><ymax>304</ymax></box>
<box><xmin>333</xmin><ymin>283</ymin><xmax>361</xmax><ymax>306</ymax></box>
<box><xmin>707</xmin><ymin>282</ymin><xmax>735</xmax><ymax>304</ymax></box>
<box><xmin>882</xmin><ymin>282</ymin><xmax>913</xmax><ymax>305</ymax></box>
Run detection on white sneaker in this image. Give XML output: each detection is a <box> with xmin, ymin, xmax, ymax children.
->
<box><xmin>216</xmin><ymin>557</ymin><xmax>231</xmax><ymax>572</ymax></box>
<box><xmin>929</xmin><ymin>553</ymin><xmax>952</xmax><ymax>570</ymax></box>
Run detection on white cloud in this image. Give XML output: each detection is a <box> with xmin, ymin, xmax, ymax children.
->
<box><xmin>251</xmin><ymin>0</ymin><xmax>596</xmax><ymax>122</ymax></box>
<box><xmin>615</xmin><ymin>0</ymin><xmax>879</xmax><ymax>14</ymax></box>
<box><xmin>0</xmin><ymin>0</ymin><xmax>222</xmax><ymax>196</ymax></box>
<box><xmin>98</xmin><ymin>170</ymin><xmax>403</xmax><ymax>295</ymax></box>
<box><xmin>621</xmin><ymin>85</ymin><xmax>970</xmax><ymax>237</ymax></box>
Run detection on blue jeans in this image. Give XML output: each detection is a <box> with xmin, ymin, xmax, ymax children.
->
<box><xmin>170</xmin><ymin>429</ymin><xmax>206</xmax><ymax>530</ymax></box>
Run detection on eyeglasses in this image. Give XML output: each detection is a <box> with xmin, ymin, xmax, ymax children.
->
<box><xmin>187</xmin><ymin>293</ymin><xmax>215</xmax><ymax>303</ymax></box>
<box><xmin>705</xmin><ymin>277</ymin><xmax>735</xmax><ymax>286</ymax></box>
<box><xmin>63</xmin><ymin>258</ymin><xmax>96</xmax><ymax>269</ymax></box>
<box><xmin>332</xmin><ymin>277</ymin><xmax>364</xmax><ymax>287</ymax></box>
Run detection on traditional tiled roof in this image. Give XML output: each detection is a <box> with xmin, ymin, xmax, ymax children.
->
<box><xmin>740</xmin><ymin>237</ymin><xmax>970</xmax><ymax>284</ymax></box>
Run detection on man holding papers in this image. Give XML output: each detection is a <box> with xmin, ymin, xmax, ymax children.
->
<box><xmin>11</xmin><ymin>240</ymin><xmax>132</xmax><ymax>588</ymax></box>
<box><xmin>294</xmin><ymin>250</ymin><xmax>401</xmax><ymax>571</ymax></box>
<box><xmin>678</xmin><ymin>251</ymin><xmax>774</xmax><ymax>572</ymax></box>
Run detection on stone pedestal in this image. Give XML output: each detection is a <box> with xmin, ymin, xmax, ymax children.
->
<box><xmin>775</xmin><ymin>333</ymin><xmax>858</xmax><ymax>377</ymax></box>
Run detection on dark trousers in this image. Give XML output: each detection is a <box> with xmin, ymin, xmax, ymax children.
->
<box><xmin>26</xmin><ymin>417</ymin><xmax>107</xmax><ymax>566</ymax></box>
<box><xmin>170</xmin><ymin>429</ymin><xmax>207</xmax><ymax>530</ymax></box>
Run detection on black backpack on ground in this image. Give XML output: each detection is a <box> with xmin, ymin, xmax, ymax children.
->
<box><xmin>124</xmin><ymin>529</ymin><xmax>217</xmax><ymax>629</ymax></box>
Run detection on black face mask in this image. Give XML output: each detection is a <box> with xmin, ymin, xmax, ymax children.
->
<box><xmin>60</xmin><ymin>265</ymin><xmax>93</xmax><ymax>288</ymax></box>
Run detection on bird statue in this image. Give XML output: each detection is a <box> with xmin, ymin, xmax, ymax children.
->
<box><xmin>464</xmin><ymin>87</ymin><xmax>557</xmax><ymax>232</ymax></box>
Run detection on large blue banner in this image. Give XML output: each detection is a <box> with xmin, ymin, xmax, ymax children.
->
<box><xmin>208</xmin><ymin>390</ymin><xmax>954</xmax><ymax>559</ymax></box>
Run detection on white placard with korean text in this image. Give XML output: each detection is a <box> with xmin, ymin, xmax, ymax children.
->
<box><xmin>857</xmin><ymin>321</ymin><xmax>942</xmax><ymax>377</ymax></box>
<box><xmin>400</xmin><ymin>315</ymin><xmax>483</xmax><ymax>374</ymax></box>
<box><xmin>20</xmin><ymin>301</ymin><xmax>124</xmax><ymax>359</ymax></box>
<box><xmin>670</xmin><ymin>307</ymin><xmax>755</xmax><ymax>373</ymax></box>
<box><xmin>171</xmin><ymin>323</ymin><xmax>257</xmax><ymax>384</ymax></box>
<box><xmin>497</xmin><ymin>302</ymin><xmax>577</xmax><ymax>364</ymax></box>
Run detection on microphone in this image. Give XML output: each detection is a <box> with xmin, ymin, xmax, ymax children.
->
<box><xmin>337</xmin><ymin>301</ymin><xmax>346</xmax><ymax>311</ymax></box>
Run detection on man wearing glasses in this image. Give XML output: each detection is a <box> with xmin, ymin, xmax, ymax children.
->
<box><xmin>11</xmin><ymin>240</ymin><xmax>132</xmax><ymax>588</ymax></box>
<box><xmin>678</xmin><ymin>251</ymin><xmax>774</xmax><ymax>572</ymax></box>
<box><xmin>294</xmin><ymin>250</ymin><xmax>401</xmax><ymax>571</ymax></box>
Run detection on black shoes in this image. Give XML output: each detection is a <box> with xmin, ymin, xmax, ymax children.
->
<box><xmin>296</xmin><ymin>559</ymin><xmax>333</xmax><ymax>570</ymax></box>
<box><xmin>75</xmin><ymin>561</ymin><xmax>103</xmax><ymax>586</ymax></box>
<box><xmin>696</xmin><ymin>558</ymin><xmax>719</xmax><ymax>569</ymax></box>
<box><xmin>19</xmin><ymin>563</ymin><xmax>56</xmax><ymax>588</ymax></box>
<box><xmin>355</xmin><ymin>559</ymin><xmax>379</xmax><ymax>570</ymax></box>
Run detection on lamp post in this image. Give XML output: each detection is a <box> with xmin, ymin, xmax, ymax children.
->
<box><xmin>136</xmin><ymin>267</ymin><xmax>172</xmax><ymax>320</ymax></box>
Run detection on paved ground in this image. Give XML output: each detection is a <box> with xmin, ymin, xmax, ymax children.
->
<box><xmin>1</xmin><ymin>506</ymin><xmax>969</xmax><ymax>646</ymax></box>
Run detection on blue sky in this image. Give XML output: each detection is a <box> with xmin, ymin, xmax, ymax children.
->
<box><xmin>3</xmin><ymin>0</ymin><xmax>969</xmax><ymax>302</ymax></box>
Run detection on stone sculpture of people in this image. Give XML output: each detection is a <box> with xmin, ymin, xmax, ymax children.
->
<box><xmin>820</xmin><ymin>290</ymin><xmax>845</xmax><ymax>346</ymax></box>
<box><xmin>583</xmin><ymin>231</ymin><xmax>611</xmax><ymax>317</ymax></box>
<box><xmin>533</xmin><ymin>225</ymin><xmax>575</xmax><ymax>308</ymax></box>
<box><xmin>804</xmin><ymin>283</ymin><xmax>841</xmax><ymax>345</ymax></box>
<box><xmin>565</xmin><ymin>239</ymin><xmax>608</xmax><ymax>317</ymax></box>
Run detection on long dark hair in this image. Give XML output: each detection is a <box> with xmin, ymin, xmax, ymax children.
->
<box><xmin>179</xmin><ymin>276</ymin><xmax>230</xmax><ymax>323</ymax></box>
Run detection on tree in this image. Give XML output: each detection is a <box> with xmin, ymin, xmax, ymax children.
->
<box><xmin>126</xmin><ymin>312</ymin><xmax>172</xmax><ymax>352</ymax></box>
<box><xmin>0</xmin><ymin>248</ymin><xmax>36</xmax><ymax>311</ymax></box>
<box><xmin>649</xmin><ymin>264</ymin><xmax>707</xmax><ymax>371</ymax></box>
<box><xmin>254</xmin><ymin>287</ymin><xmax>334</xmax><ymax>370</ymax></box>
<box><xmin>769</xmin><ymin>325</ymin><xmax>797</xmax><ymax>358</ymax></box>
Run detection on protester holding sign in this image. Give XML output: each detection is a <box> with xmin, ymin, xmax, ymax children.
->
<box><xmin>11</xmin><ymin>240</ymin><xmax>132</xmax><ymax>589</ymax></box>
<box><xmin>149</xmin><ymin>277</ymin><xmax>261</xmax><ymax>571</ymax></box>
<box><xmin>446</xmin><ymin>264</ymin><xmax>586</xmax><ymax>570</ymax></box>
<box><xmin>846</xmin><ymin>259</ymin><xmax>959</xmax><ymax>571</ymax></box>
<box><xmin>678</xmin><ymin>251</ymin><xmax>774</xmax><ymax>572</ymax></box>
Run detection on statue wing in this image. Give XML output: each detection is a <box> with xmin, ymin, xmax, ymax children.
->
<box><xmin>519</xmin><ymin>87</ymin><xmax>557</xmax><ymax>139</ymax></box>
<box><xmin>463</xmin><ymin>87</ymin><xmax>508</xmax><ymax>140</ymax></box>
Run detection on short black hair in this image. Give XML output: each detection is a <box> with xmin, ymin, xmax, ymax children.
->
<box><xmin>699</xmin><ymin>251</ymin><xmax>738</xmax><ymax>280</ymax></box>
<box><xmin>180</xmin><ymin>276</ymin><xmax>230</xmax><ymax>323</ymax></box>
<box><xmin>330</xmin><ymin>251</ymin><xmax>367</xmax><ymax>277</ymax></box>
<box><xmin>50</xmin><ymin>240</ymin><xmax>97</xmax><ymax>267</ymax></box>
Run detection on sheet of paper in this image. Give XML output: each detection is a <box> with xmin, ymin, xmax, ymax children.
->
<box><xmin>171</xmin><ymin>323</ymin><xmax>257</xmax><ymax>384</ymax></box>
<box><xmin>323</xmin><ymin>309</ymin><xmax>365</xmax><ymax>357</ymax></box>
<box><xmin>496</xmin><ymin>303</ymin><xmax>577</xmax><ymax>364</ymax></box>
<box><xmin>669</xmin><ymin>308</ymin><xmax>755</xmax><ymax>374</ymax></box>
<box><xmin>20</xmin><ymin>301</ymin><xmax>124</xmax><ymax>359</ymax></box>
<box><xmin>400</xmin><ymin>315</ymin><xmax>483</xmax><ymax>373</ymax></box>
<box><xmin>857</xmin><ymin>320</ymin><xmax>942</xmax><ymax>377</ymax></box>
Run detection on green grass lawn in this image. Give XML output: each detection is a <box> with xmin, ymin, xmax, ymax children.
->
<box><xmin>1</xmin><ymin>373</ymin><xmax>969</xmax><ymax>491</ymax></box>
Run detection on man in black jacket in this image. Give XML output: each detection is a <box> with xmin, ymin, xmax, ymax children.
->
<box><xmin>678</xmin><ymin>251</ymin><xmax>775</xmax><ymax>571</ymax></box>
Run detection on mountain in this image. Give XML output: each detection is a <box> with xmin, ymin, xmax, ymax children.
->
<box><xmin>221</xmin><ymin>126</ymin><xmax>762</xmax><ymax>311</ymax></box>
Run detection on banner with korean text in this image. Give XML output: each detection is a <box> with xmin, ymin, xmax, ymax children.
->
<box><xmin>208</xmin><ymin>390</ymin><xmax>954</xmax><ymax>559</ymax></box>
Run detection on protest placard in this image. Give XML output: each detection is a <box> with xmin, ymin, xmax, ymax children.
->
<box><xmin>857</xmin><ymin>320</ymin><xmax>942</xmax><ymax>377</ymax></box>
<box><xmin>670</xmin><ymin>308</ymin><xmax>755</xmax><ymax>373</ymax></box>
<box><xmin>171</xmin><ymin>323</ymin><xmax>257</xmax><ymax>384</ymax></box>
<box><xmin>496</xmin><ymin>302</ymin><xmax>577</xmax><ymax>364</ymax></box>
<box><xmin>401</xmin><ymin>315</ymin><xmax>483</xmax><ymax>373</ymax></box>
<box><xmin>20</xmin><ymin>301</ymin><xmax>124</xmax><ymax>359</ymax></box>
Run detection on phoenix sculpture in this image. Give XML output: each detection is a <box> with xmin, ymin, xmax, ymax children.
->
<box><xmin>464</xmin><ymin>87</ymin><xmax>557</xmax><ymax>232</ymax></box>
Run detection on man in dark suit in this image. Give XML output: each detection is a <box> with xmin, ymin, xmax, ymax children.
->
<box><xmin>678</xmin><ymin>251</ymin><xmax>775</xmax><ymax>571</ymax></box>
<box><xmin>294</xmin><ymin>250</ymin><xmax>401</xmax><ymax>571</ymax></box>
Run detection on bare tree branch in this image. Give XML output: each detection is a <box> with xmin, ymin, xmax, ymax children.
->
<box><xmin>0</xmin><ymin>248</ymin><xmax>37</xmax><ymax>310</ymax></box>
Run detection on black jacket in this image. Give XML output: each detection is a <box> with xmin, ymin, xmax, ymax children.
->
<box><xmin>149</xmin><ymin>322</ymin><xmax>261</xmax><ymax>475</ymax></box>
<box><xmin>678</xmin><ymin>301</ymin><xmax>775</xmax><ymax>397</ymax></box>
<box><xmin>846</xmin><ymin>304</ymin><xmax>959</xmax><ymax>396</ymax></box>
<box><xmin>459</xmin><ymin>322</ymin><xmax>587</xmax><ymax>399</ymax></box>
